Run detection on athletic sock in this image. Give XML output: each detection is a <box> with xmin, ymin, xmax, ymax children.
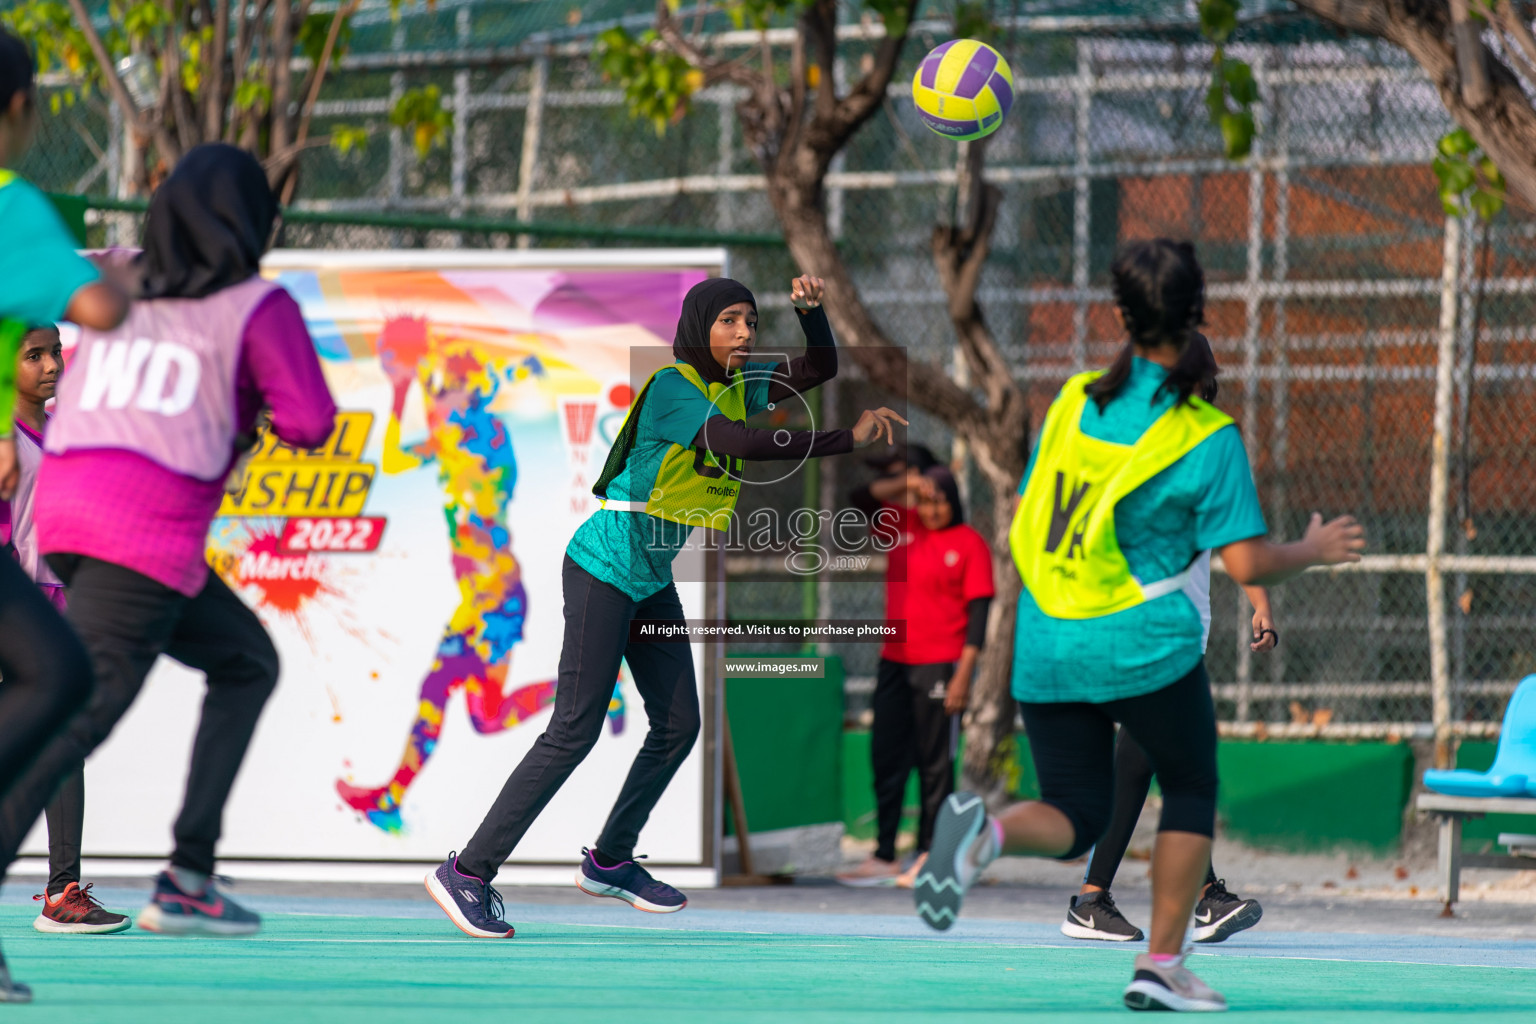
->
<box><xmin>168</xmin><ymin>865</ymin><xmax>210</xmax><ymax>896</ymax></box>
<box><xmin>1149</xmin><ymin>953</ymin><xmax>1182</xmax><ymax>966</ymax></box>
<box><xmin>591</xmin><ymin>848</ymin><xmax>627</xmax><ymax>870</ymax></box>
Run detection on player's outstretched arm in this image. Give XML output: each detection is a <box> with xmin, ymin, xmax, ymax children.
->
<box><xmin>1219</xmin><ymin>512</ymin><xmax>1365</xmax><ymax>588</ymax></box>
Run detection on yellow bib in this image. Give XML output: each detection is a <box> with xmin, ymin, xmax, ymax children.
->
<box><xmin>592</xmin><ymin>362</ymin><xmax>748</xmax><ymax>532</ymax></box>
<box><xmin>1010</xmin><ymin>371</ymin><xmax>1233</xmax><ymax>620</ymax></box>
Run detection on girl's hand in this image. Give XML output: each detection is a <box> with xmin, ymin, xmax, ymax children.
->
<box><xmin>1302</xmin><ymin>512</ymin><xmax>1366</xmax><ymax>566</ymax></box>
<box><xmin>1250</xmin><ymin>608</ymin><xmax>1278</xmax><ymax>652</ymax></box>
<box><xmin>791</xmin><ymin>275</ymin><xmax>825</xmax><ymax>310</ymax></box>
<box><xmin>852</xmin><ymin>407</ymin><xmax>907</xmax><ymax>448</ymax></box>
<box><xmin>944</xmin><ymin>676</ymin><xmax>970</xmax><ymax>715</ymax></box>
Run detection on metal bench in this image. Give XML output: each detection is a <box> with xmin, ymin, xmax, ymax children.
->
<box><xmin>1416</xmin><ymin>792</ymin><xmax>1536</xmax><ymax>907</ymax></box>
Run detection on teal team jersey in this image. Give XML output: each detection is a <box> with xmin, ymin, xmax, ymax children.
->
<box><xmin>0</xmin><ymin>175</ymin><xmax>99</xmax><ymax>327</ymax></box>
<box><xmin>0</xmin><ymin>173</ymin><xmax>101</xmax><ymax>435</ymax></box>
<box><xmin>567</xmin><ymin>363</ymin><xmax>773</xmax><ymax>601</ymax></box>
<box><xmin>1011</xmin><ymin>357</ymin><xmax>1267</xmax><ymax>704</ymax></box>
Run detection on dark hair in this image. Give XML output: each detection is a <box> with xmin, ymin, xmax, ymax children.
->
<box><xmin>1189</xmin><ymin>331</ymin><xmax>1219</xmax><ymax>402</ymax></box>
<box><xmin>0</xmin><ymin>31</ymin><xmax>35</xmax><ymax>111</ymax></box>
<box><xmin>922</xmin><ymin>465</ymin><xmax>965</xmax><ymax>526</ymax></box>
<box><xmin>1086</xmin><ymin>238</ymin><xmax>1207</xmax><ymax>410</ymax></box>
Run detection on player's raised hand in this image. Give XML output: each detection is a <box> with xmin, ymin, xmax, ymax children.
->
<box><xmin>790</xmin><ymin>275</ymin><xmax>825</xmax><ymax>310</ymax></box>
<box><xmin>852</xmin><ymin>407</ymin><xmax>907</xmax><ymax>448</ymax></box>
<box><xmin>1303</xmin><ymin>512</ymin><xmax>1366</xmax><ymax>566</ymax></box>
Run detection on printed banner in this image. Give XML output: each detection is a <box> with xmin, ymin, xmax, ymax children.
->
<box><xmin>23</xmin><ymin>252</ymin><xmax>722</xmax><ymax>869</ymax></box>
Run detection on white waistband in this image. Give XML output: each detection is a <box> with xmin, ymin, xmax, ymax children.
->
<box><xmin>598</xmin><ymin>498</ymin><xmax>647</xmax><ymax>513</ymax></box>
<box><xmin>1136</xmin><ymin>566</ymin><xmax>1195</xmax><ymax>601</ymax></box>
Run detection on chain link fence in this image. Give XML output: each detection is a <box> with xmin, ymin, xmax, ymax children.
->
<box><xmin>22</xmin><ymin>2</ymin><xmax>1536</xmax><ymax>739</ymax></box>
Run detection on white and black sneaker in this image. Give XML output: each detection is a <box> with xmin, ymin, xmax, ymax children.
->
<box><xmin>1191</xmin><ymin>878</ymin><xmax>1262</xmax><ymax>943</ymax></box>
<box><xmin>1124</xmin><ymin>951</ymin><xmax>1227</xmax><ymax>1012</ymax></box>
<box><xmin>1060</xmin><ymin>889</ymin><xmax>1145</xmax><ymax>941</ymax></box>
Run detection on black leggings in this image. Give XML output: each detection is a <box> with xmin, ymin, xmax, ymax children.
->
<box><xmin>0</xmin><ymin>555</ymin><xmax>279</xmax><ymax>876</ymax></box>
<box><xmin>457</xmin><ymin>555</ymin><xmax>700</xmax><ymax>883</ymax></box>
<box><xmin>1083</xmin><ymin>728</ymin><xmax>1219</xmax><ymax>891</ymax></box>
<box><xmin>0</xmin><ymin>556</ymin><xmax>92</xmax><ymax>831</ymax></box>
<box><xmin>1020</xmin><ymin>661</ymin><xmax>1218</xmax><ymax>861</ymax></box>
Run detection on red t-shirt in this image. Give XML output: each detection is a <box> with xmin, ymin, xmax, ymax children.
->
<box><xmin>879</xmin><ymin>504</ymin><xmax>996</xmax><ymax>665</ymax></box>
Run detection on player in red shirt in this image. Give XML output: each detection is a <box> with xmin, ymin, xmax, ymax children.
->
<box><xmin>839</xmin><ymin>460</ymin><xmax>994</xmax><ymax>887</ymax></box>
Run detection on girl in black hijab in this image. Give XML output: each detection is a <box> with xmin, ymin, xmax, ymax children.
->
<box><xmin>0</xmin><ymin>143</ymin><xmax>336</xmax><ymax>940</ymax></box>
<box><xmin>427</xmin><ymin>274</ymin><xmax>906</xmax><ymax>939</ymax></box>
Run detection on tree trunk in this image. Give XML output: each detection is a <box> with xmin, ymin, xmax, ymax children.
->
<box><xmin>962</xmin><ymin>483</ymin><xmax>1021</xmax><ymax>806</ymax></box>
<box><xmin>760</xmin><ymin>152</ymin><xmax>1031</xmax><ymax>803</ymax></box>
<box><xmin>1293</xmin><ymin>0</ymin><xmax>1536</xmax><ymax>209</ymax></box>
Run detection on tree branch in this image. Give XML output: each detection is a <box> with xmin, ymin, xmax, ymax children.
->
<box><xmin>62</xmin><ymin>0</ymin><xmax>178</xmax><ymax>165</ymax></box>
<box><xmin>276</xmin><ymin>0</ymin><xmax>362</xmax><ymax>198</ymax></box>
<box><xmin>802</xmin><ymin>0</ymin><xmax>917</xmax><ymax>163</ymax></box>
<box><xmin>1294</xmin><ymin>0</ymin><xmax>1536</xmax><ymax>209</ymax></box>
<box><xmin>654</xmin><ymin>0</ymin><xmax>760</xmax><ymax>91</ymax></box>
<box><xmin>204</xmin><ymin>0</ymin><xmax>229</xmax><ymax>140</ymax></box>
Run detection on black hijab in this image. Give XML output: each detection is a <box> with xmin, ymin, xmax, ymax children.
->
<box><xmin>138</xmin><ymin>144</ymin><xmax>278</xmax><ymax>300</ymax></box>
<box><xmin>673</xmin><ymin>278</ymin><xmax>756</xmax><ymax>386</ymax></box>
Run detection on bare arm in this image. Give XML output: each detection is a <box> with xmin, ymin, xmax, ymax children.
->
<box><xmin>63</xmin><ymin>280</ymin><xmax>130</xmax><ymax>330</ymax></box>
<box><xmin>1244</xmin><ymin>585</ymin><xmax>1277</xmax><ymax>652</ymax></box>
<box><xmin>1218</xmin><ymin>512</ymin><xmax>1366</xmax><ymax>587</ymax></box>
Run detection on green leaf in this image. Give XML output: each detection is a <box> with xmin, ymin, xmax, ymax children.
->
<box><xmin>1442</xmin><ymin>195</ymin><xmax>1465</xmax><ymax>217</ymax></box>
<box><xmin>1437</xmin><ymin>158</ymin><xmax>1476</xmax><ymax>196</ymax></box>
<box><xmin>330</xmin><ymin>124</ymin><xmax>370</xmax><ymax>156</ymax></box>
<box><xmin>1205</xmin><ymin>80</ymin><xmax>1228</xmax><ymax>122</ymax></box>
<box><xmin>1222</xmin><ymin>58</ymin><xmax>1257</xmax><ymax>105</ymax></box>
<box><xmin>1469</xmin><ymin>187</ymin><xmax>1505</xmax><ymax>221</ymax></box>
<box><xmin>1438</xmin><ymin>128</ymin><xmax>1478</xmax><ymax>158</ymax></box>
<box><xmin>1219</xmin><ymin>110</ymin><xmax>1254</xmax><ymax>159</ymax></box>
<box><xmin>298</xmin><ymin>10</ymin><xmax>355</xmax><ymax>67</ymax></box>
<box><xmin>1198</xmin><ymin>0</ymin><xmax>1240</xmax><ymax>44</ymax></box>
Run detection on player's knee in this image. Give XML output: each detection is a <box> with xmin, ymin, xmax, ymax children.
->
<box><xmin>1157</xmin><ymin>783</ymin><xmax>1218</xmax><ymax>838</ymax></box>
<box><xmin>1052</xmin><ymin>796</ymin><xmax>1113</xmax><ymax>861</ymax></box>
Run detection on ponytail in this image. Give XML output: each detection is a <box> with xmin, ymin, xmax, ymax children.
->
<box><xmin>1087</xmin><ymin>238</ymin><xmax>1207</xmax><ymax>410</ymax></box>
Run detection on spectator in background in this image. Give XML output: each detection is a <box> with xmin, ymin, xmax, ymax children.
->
<box><xmin>839</xmin><ymin>456</ymin><xmax>995</xmax><ymax>887</ymax></box>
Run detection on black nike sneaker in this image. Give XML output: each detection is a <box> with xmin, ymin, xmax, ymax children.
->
<box><xmin>1060</xmin><ymin>889</ymin><xmax>1145</xmax><ymax>941</ymax></box>
<box><xmin>1192</xmin><ymin>877</ymin><xmax>1262</xmax><ymax>943</ymax></box>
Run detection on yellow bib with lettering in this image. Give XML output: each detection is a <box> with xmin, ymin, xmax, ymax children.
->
<box><xmin>1010</xmin><ymin>371</ymin><xmax>1233</xmax><ymax>619</ymax></box>
<box><xmin>592</xmin><ymin>362</ymin><xmax>748</xmax><ymax>532</ymax></box>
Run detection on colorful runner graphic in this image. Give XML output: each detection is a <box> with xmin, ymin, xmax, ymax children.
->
<box><xmin>327</xmin><ymin>314</ymin><xmax>630</xmax><ymax>833</ymax></box>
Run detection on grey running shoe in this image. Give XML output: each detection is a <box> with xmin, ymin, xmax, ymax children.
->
<box><xmin>1192</xmin><ymin>878</ymin><xmax>1262</xmax><ymax>943</ymax></box>
<box><xmin>914</xmin><ymin>792</ymin><xmax>997</xmax><ymax>931</ymax></box>
<box><xmin>0</xmin><ymin>956</ymin><xmax>30</xmax><ymax>1003</ymax></box>
<box><xmin>1124</xmin><ymin>952</ymin><xmax>1227</xmax><ymax>1012</ymax></box>
<box><xmin>1060</xmin><ymin>889</ymin><xmax>1145</xmax><ymax>941</ymax></box>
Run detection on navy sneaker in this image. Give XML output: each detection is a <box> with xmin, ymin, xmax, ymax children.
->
<box><xmin>136</xmin><ymin>871</ymin><xmax>260</xmax><ymax>936</ymax></box>
<box><xmin>575</xmin><ymin>848</ymin><xmax>687</xmax><ymax>913</ymax></box>
<box><xmin>425</xmin><ymin>853</ymin><xmax>514</xmax><ymax>938</ymax></box>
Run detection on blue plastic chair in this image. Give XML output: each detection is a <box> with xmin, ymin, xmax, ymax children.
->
<box><xmin>1423</xmin><ymin>675</ymin><xmax>1536</xmax><ymax>798</ymax></box>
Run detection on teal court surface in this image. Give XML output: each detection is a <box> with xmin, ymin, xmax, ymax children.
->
<box><xmin>0</xmin><ymin>881</ymin><xmax>1531</xmax><ymax>1022</ymax></box>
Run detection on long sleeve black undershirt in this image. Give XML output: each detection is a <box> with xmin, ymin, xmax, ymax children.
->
<box><xmin>691</xmin><ymin>417</ymin><xmax>854</xmax><ymax>461</ymax></box>
<box><xmin>765</xmin><ymin>305</ymin><xmax>838</xmax><ymax>405</ymax></box>
<box><xmin>688</xmin><ymin>305</ymin><xmax>846</xmax><ymax>461</ymax></box>
<box><xmin>966</xmin><ymin>596</ymin><xmax>992</xmax><ymax>650</ymax></box>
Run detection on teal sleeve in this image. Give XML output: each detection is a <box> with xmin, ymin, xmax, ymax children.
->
<box><xmin>0</xmin><ymin>181</ymin><xmax>99</xmax><ymax>326</ymax></box>
<box><xmin>741</xmin><ymin>361</ymin><xmax>774</xmax><ymax>417</ymax></box>
<box><xmin>644</xmin><ymin>370</ymin><xmax>719</xmax><ymax>449</ymax></box>
<box><xmin>1192</xmin><ymin>426</ymin><xmax>1268</xmax><ymax>550</ymax></box>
